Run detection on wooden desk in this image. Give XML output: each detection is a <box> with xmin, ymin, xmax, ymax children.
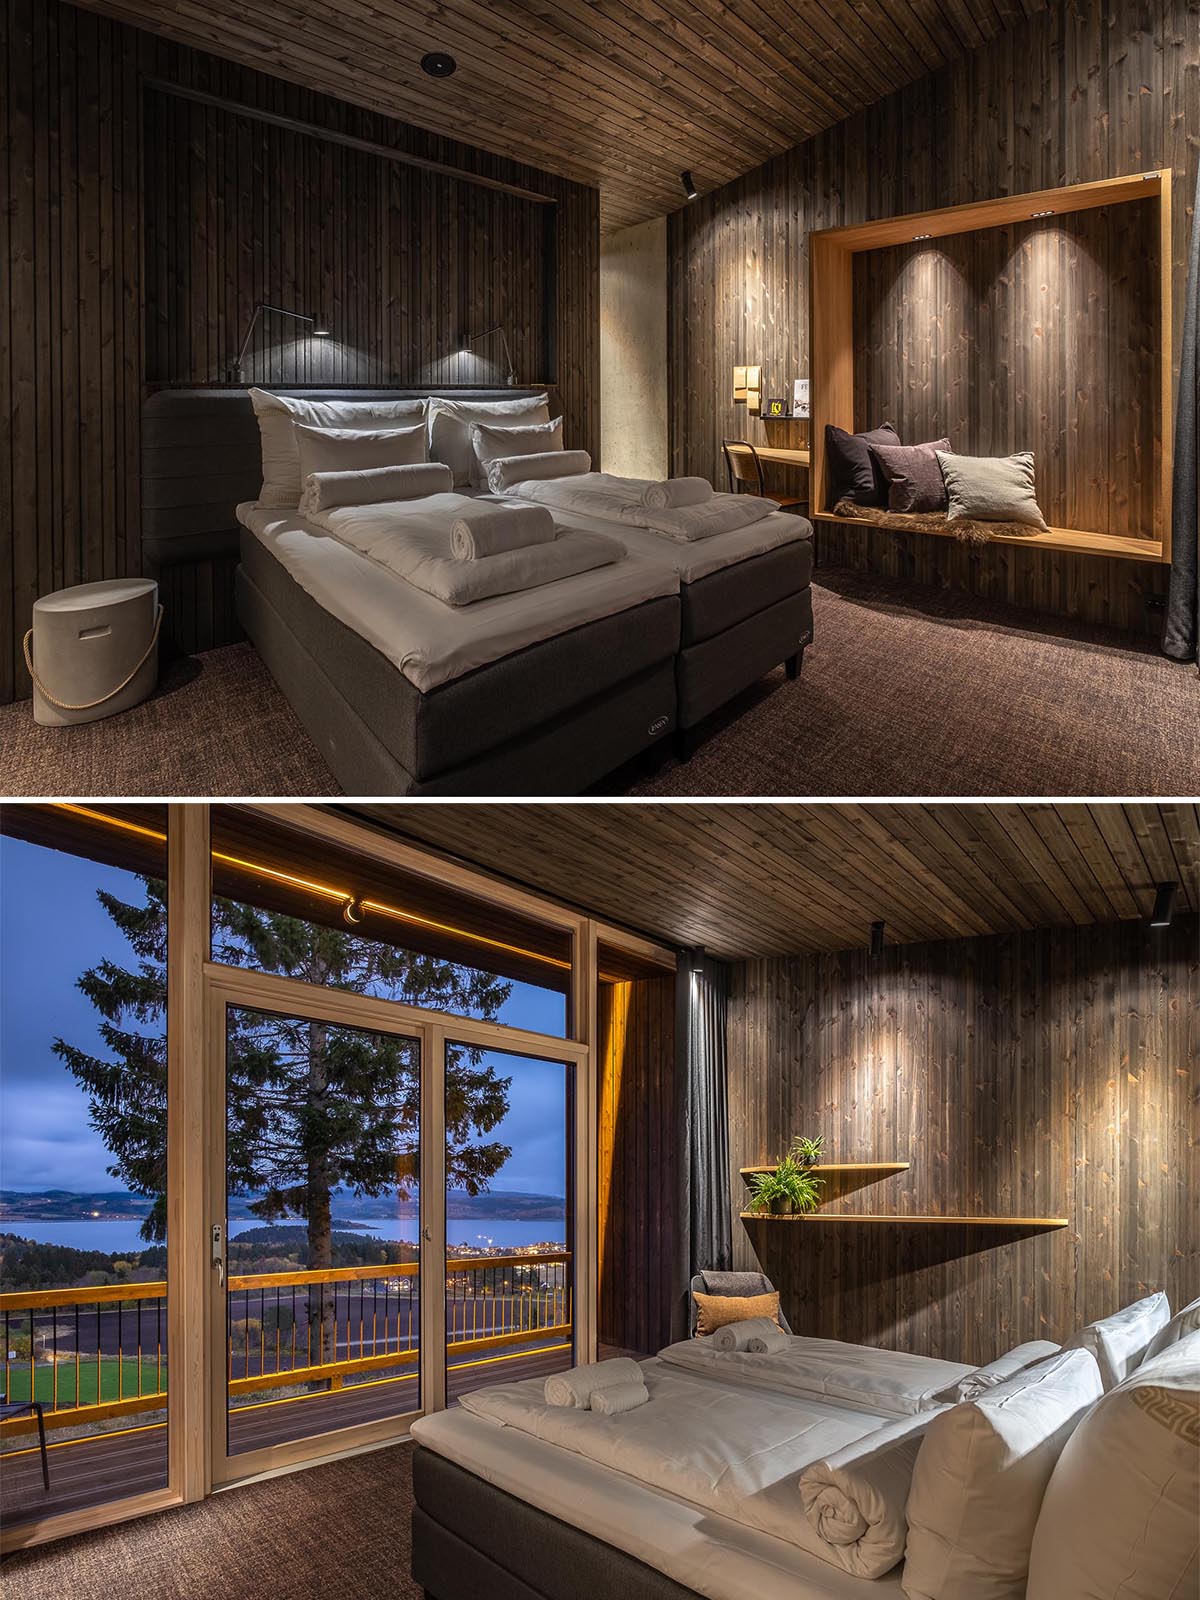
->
<box><xmin>725</xmin><ymin>443</ymin><xmax>810</xmax><ymax>468</ymax></box>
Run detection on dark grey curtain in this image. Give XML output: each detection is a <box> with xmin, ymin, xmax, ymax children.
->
<box><xmin>679</xmin><ymin>957</ymin><xmax>731</xmax><ymax>1284</ymax></box>
<box><xmin>1164</xmin><ymin>159</ymin><xmax>1200</xmax><ymax>666</ymax></box>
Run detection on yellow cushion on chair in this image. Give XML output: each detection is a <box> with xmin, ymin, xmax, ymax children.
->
<box><xmin>693</xmin><ymin>1289</ymin><xmax>782</xmax><ymax>1337</ymax></box>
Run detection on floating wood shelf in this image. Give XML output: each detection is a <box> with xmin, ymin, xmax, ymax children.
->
<box><xmin>739</xmin><ymin>1162</ymin><xmax>909</xmax><ymax>1178</ymax></box>
<box><xmin>740</xmin><ymin>1211</ymin><xmax>1068</xmax><ymax>1229</ymax></box>
<box><xmin>812</xmin><ymin>512</ymin><xmax>1164</xmax><ymax>564</ymax></box>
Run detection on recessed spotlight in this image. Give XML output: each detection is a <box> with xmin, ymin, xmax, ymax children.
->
<box><xmin>912</xmin><ymin>232</ymin><xmax>932</xmax><ymax>241</ymax></box>
<box><xmin>681</xmin><ymin>170</ymin><xmax>699</xmax><ymax>201</ymax></box>
<box><xmin>420</xmin><ymin>51</ymin><xmax>457</xmax><ymax>77</ymax></box>
<box><xmin>1030</xmin><ymin>209</ymin><xmax>1055</xmax><ymax>218</ymax></box>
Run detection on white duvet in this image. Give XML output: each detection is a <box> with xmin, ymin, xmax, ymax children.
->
<box><xmin>502</xmin><ymin>471</ymin><xmax>777</xmax><ymax>541</ymax></box>
<box><xmin>306</xmin><ymin>491</ymin><xmax>619</xmax><ymax>605</ymax></box>
<box><xmin>459</xmin><ymin>1359</ymin><xmax>920</xmax><ymax>1574</ymax></box>
<box><xmin>658</xmin><ymin>1335</ymin><xmax>974</xmax><ymax>1417</ymax></box>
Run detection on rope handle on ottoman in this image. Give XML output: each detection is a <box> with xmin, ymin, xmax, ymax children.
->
<box><xmin>23</xmin><ymin>605</ymin><xmax>163</xmax><ymax>712</ymax></box>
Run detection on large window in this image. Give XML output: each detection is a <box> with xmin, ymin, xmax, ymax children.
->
<box><xmin>0</xmin><ymin>805</ymin><xmax>170</xmax><ymax>1526</ymax></box>
<box><xmin>208</xmin><ymin>810</ymin><xmax>572</xmax><ymax>1037</ymax></box>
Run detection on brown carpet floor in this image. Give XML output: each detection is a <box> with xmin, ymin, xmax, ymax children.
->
<box><xmin>1</xmin><ymin>1441</ymin><xmax>421</xmax><ymax>1600</ymax></box>
<box><xmin>2</xmin><ymin>569</ymin><xmax>1196</xmax><ymax>797</ymax></box>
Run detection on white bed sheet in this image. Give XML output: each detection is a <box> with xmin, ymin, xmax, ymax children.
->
<box><xmin>499</xmin><ymin>473</ymin><xmax>812</xmax><ymax>582</ymax></box>
<box><xmin>236</xmin><ymin>502</ymin><xmax>678</xmax><ymax>694</ymax></box>
<box><xmin>658</xmin><ymin>1336</ymin><xmax>973</xmax><ymax>1417</ymax></box>
<box><xmin>411</xmin><ymin>1406</ymin><xmax>903</xmax><ymax>1600</ymax></box>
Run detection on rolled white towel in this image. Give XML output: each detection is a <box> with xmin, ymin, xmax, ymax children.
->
<box><xmin>711</xmin><ymin>1315</ymin><xmax>781</xmax><ymax>1353</ymax></box>
<box><xmin>641</xmin><ymin>476</ymin><xmax>713</xmax><ymax>510</ymax></box>
<box><xmin>590</xmin><ymin>1380</ymin><xmax>650</xmax><ymax>1416</ymax></box>
<box><xmin>799</xmin><ymin>1414</ymin><xmax>930</xmax><ymax>1579</ymax></box>
<box><xmin>301</xmin><ymin>461</ymin><xmax>452</xmax><ymax>514</ymax></box>
<box><xmin>746</xmin><ymin>1323</ymin><xmax>790</xmax><ymax>1355</ymax></box>
<box><xmin>488</xmin><ymin>449</ymin><xmax>592</xmax><ymax>494</ymax></box>
<box><xmin>450</xmin><ymin>502</ymin><xmax>557</xmax><ymax>561</ymax></box>
<box><xmin>544</xmin><ymin>1357</ymin><xmax>644</xmax><ymax>1409</ymax></box>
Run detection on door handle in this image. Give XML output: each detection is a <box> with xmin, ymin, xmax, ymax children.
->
<box><xmin>211</xmin><ymin>1222</ymin><xmax>225</xmax><ymax>1289</ymax></box>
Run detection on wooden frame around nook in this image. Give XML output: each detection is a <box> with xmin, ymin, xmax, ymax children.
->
<box><xmin>810</xmin><ymin>171</ymin><xmax>1174</xmax><ymax>564</ymax></box>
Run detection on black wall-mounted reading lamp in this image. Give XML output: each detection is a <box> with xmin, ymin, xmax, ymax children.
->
<box><xmin>232</xmin><ymin>304</ymin><xmax>330</xmax><ymax>383</ymax></box>
<box><xmin>460</xmin><ymin>324</ymin><xmax>518</xmax><ymax>386</ymax></box>
<box><xmin>681</xmin><ymin>170</ymin><xmax>699</xmax><ymax>201</ymax></box>
<box><xmin>1150</xmin><ymin>882</ymin><xmax>1178</xmax><ymax>927</ymax></box>
<box><xmin>869</xmin><ymin>920</ymin><xmax>886</xmax><ymax>958</ymax></box>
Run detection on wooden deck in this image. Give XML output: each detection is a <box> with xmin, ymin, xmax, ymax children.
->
<box><xmin>0</xmin><ymin>1338</ymin><xmax>580</xmax><ymax>1530</ymax></box>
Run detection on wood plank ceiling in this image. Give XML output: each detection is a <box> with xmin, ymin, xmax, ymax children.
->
<box><xmin>345</xmin><ymin>803</ymin><xmax>1200</xmax><ymax>959</ymax></box>
<box><xmin>66</xmin><ymin>0</ymin><xmax>1046</xmax><ymax>230</ymax></box>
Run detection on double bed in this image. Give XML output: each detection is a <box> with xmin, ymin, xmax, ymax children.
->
<box><xmin>408</xmin><ymin>1335</ymin><xmax>974</xmax><ymax>1600</ymax></box>
<box><xmin>142</xmin><ymin>387</ymin><xmax>814</xmax><ymax>792</ymax></box>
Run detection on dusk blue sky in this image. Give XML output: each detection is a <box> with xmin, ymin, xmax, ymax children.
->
<box><xmin>0</xmin><ymin>834</ymin><xmax>567</xmax><ymax>1199</ymax></box>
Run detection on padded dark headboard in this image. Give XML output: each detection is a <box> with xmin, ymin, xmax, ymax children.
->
<box><xmin>140</xmin><ymin>386</ymin><xmax>554</xmax><ymax>567</ymax></box>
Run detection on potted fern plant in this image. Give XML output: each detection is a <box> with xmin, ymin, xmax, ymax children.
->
<box><xmin>788</xmin><ymin>1134</ymin><xmax>825</xmax><ymax>1169</ymax></box>
<box><xmin>748</xmin><ymin>1152</ymin><xmax>824</xmax><ymax>1216</ymax></box>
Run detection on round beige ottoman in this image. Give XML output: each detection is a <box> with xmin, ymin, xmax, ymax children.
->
<box><xmin>24</xmin><ymin>578</ymin><xmax>162</xmax><ymax>727</ymax></box>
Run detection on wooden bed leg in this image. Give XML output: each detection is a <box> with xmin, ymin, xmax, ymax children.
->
<box><xmin>785</xmin><ymin>649</ymin><xmax>803</xmax><ymax>680</ymax></box>
<box><xmin>674</xmin><ymin>726</ymin><xmax>698</xmax><ymax>763</ymax></box>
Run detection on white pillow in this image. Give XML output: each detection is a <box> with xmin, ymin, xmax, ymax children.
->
<box><xmin>1063</xmin><ymin>1292</ymin><xmax>1171</xmax><ymax>1390</ymax></box>
<box><xmin>248</xmin><ymin>390</ymin><xmax>426</xmax><ymax>507</ymax></box>
<box><xmin>428</xmin><ymin>394</ymin><xmax>550</xmax><ymax>486</ymax></box>
<box><xmin>903</xmin><ymin>1348</ymin><xmax>1103</xmax><ymax>1600</ymax></box>
<box><xmin>469</xmin><ymin>417</ymin><xmax>562</xmax><ymax>488</ymax></box>
<box><xmin>1141</xmin><ymin>1292</ymin><xmax>1200</xmax><ymax>1363</ymax></box>
<box><xmin>1027</xmin><ymin>1331</ymin><xmax>1200</xmax><ymax>1600</ymax></box>
<box><xmin>294</xmin><ymin>422</ymin><xmax>427</xmax><ymax>481</ymax></box>
<box><xmin>950</xmin><ymin>1341</ymin><xmax>1062</xmax><ymax>1402</ymax></box>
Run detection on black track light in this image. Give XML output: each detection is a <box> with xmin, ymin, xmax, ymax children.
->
<box><xmin>681</xmin><ymin>170</ymin><xmax>698</xmax><ymax>201</ymax></box>
<box><xmin>869</xmin><ymin>920</ymin><xmax>886</xmax><ymax>958</ymax></box>
<box><xmin>1150</xmin><ymin>882</ymin><xmax>1177</xmax><ymax>928</ymax></box>
<box><xmin>687</xmin><ymin>944</ymin><xmax>706</xmax><ymax>974</ymax></box>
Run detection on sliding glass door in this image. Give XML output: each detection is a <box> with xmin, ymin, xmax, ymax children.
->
<box><xmin>208</xmin><ymin>973</ymin><xmax>432</xmax><ymax>1484</ymax></box>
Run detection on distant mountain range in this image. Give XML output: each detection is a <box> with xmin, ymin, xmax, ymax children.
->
<box><xmin>0</xmin><ymin>1187</ymin><xmax>566</xmax><ymax>1222</ymax></box>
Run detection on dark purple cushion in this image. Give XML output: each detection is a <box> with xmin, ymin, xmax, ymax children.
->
<box><xmin>870</xmin><ymin>437</ymin><xmax>951</xmax><ymax>513</ymax></box>
<box><xmin>824</xmin><ymin>422</ymin><xmax>900</xmax><ymax>508</ymax></box>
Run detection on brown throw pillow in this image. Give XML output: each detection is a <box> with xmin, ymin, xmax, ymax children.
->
<box><xmin>870</xmin><ymin>436</ymin><xmax>951</xmax><ymax>513</ymax></box>
<box><xmin>693</xmin><ymin>1289</ymin><xmax>781</xmax><ymax>1337</ymax></box>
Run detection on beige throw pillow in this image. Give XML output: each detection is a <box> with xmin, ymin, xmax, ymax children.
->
<box><xmin>936</xmin><ymin>450</ymin><xmax>1050</xmax><ymax>531</ymax></box>
<box><xmin>693</xmin><ymin>1289</ymin><xmax>781</xmax><ymax>1337</ymax></box>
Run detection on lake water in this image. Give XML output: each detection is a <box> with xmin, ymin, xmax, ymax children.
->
<box><xmin>1</xmin><ymin>1216</ymin><xmax>568</xmax><ymax>1255</ymax></box>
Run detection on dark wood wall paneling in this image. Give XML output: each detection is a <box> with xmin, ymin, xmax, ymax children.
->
<box><xmin>667</xmin><ymin>0</ymin><xmax>1200</xmax><ymax>632</ymax></box>
<box><xmin>597</xmin><ymin>974</ymin><xmax>677</xmax><ymax>1355</ymax></box>
<box><xmin>726</xmin><ymin>914</ymin><xmax>1199</xmax><ymax>1365</ymax></box>
<box><xmin>1</xmin><ymin>0</ymin><xmax>600</xmax><ymax>700</ymax></box>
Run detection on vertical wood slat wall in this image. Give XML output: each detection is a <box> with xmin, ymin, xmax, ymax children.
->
<box><xmin>597</xmin><ymin>975</ymin><xmax>676</xmax><ymax>1355</ymax></box>
<box><xmin>667</xmin><ymin>0</ymin><xmax>1200</xmax><ymax>631</ymax></box>
<box><xmin>725</xmin><ymin>914</ymin><xmax>1199</xmax><ymax>1366</ymax></box>
<box><xmin>1</xmin><ymin>0</ymin><xmax>600</xmax><ymax>701</ymax></box>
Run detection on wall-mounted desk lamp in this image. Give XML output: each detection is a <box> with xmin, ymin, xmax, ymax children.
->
<box><xmin>232</xmin><ymin>304</ymin><xmax>331</xmax><ymax>383</ymax></box>
<box><xmin>460</xmin><ymin>324</ymin><xmax>517</xmax><ymax>385</ymax></box>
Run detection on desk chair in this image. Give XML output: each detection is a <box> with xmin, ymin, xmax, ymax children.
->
<box><xmin>721</xmin><ymin>439</ymin><xmax>808</xmax><ymax>515</ymax></box>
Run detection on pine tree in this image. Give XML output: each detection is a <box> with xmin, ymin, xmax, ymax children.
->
<box><xmin>55</xmin><ymin>878</ymin><xmax>516</xmax><ymax>1297</ymax></box>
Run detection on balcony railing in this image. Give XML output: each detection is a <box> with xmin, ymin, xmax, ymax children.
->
<box><xmin>0</xmin><ymin>1251</ymin><xmax>571</xmax><ymax>1438</ymax></box>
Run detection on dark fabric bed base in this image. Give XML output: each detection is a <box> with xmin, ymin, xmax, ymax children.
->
<box><xmin>677</xmin><ymin>585</ymin><xmax>814</xmax><ymax>728</ymax></box>
<box><xmin>681</xmin><ymin>536</ymin><xmax>813</xmax><ymax>645</ymax></box>
<box><xmin>240</xmin><ymin>528</ymin><xmax>680</xmax><ymax>780</ymax></box>
<box><xmin>411</xmin><ymin>1446</ymin><xmax>703</xmax><ymax>1600</ymax></box>
<box><xmin>237</xmin><ymin>566</ymin><xmax>677</xmax><ymax>795</ymax></box>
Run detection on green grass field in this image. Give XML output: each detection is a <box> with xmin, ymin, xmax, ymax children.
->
<box><xmin>4</xmin><ymin>1357</ymin><xmax>167</xmax><ymax>1408</ymax></box>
